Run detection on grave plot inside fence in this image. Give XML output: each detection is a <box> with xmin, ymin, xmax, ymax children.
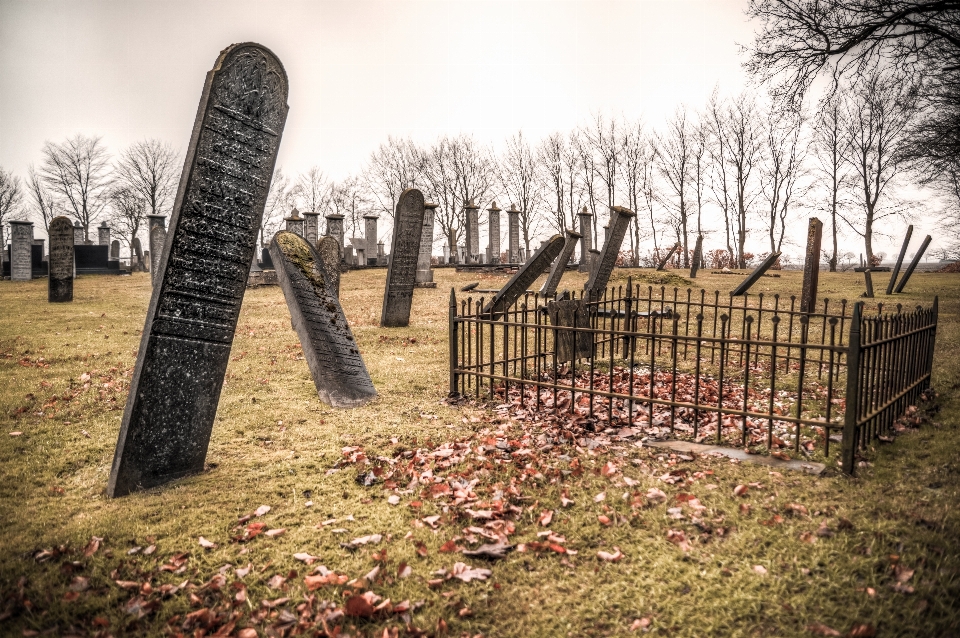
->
<box><xmin>448</xmin><ymin>281</ymin><xmax>938</xmax><ymax>474</ymax></box>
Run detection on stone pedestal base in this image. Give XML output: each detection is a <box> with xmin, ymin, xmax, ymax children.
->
<box><xmin>414</xmin><ymin>281</ymin><xmax>437</xmax><ymax>288</ymax></box>
<box><xmin>247</xmin><ymin>270</ymin><xmax>278</xmax><ymax>287</ymax></box>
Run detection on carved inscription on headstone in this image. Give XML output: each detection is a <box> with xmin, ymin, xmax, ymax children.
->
<box><xmin>150</xmin><ymin>225</ymin><xmax>166</xmax><ymax>285</ymax></box>
<box><xmin>316</xmin><ymin>235</ymin><xmax>342</xmax><ymax>297</ymax></box>
<box><xmin>48</xmin><ymin>216</ymin><xmax>74</xmax><ymax>302</ymax></box>
<box><xmin>539</xmin><ymin>229</ymin><xmax>581</xmax><ymax>298</ymax></box>
<box><xmin>10</xmin><ymin>221</ymin><xmax>34</xmax><ymax>282</ymax></box>
<box><xmin>584</xmin><ymin>206</ymin><xmax>635</xmax><ymax>296</ymax></box>
<box><xmin>380</xmin><ymin>188</ymin><xmax>426</xmax><ymax>327</ymax></box>
<box><xmin>547</xmin><ymin>299</ymin><xmax>592</xmax><ymax>362</ymax></box>
<box><xmin>483</xmin><ymin>234</ymin><xmax>565</xmax><ymax>319</ymax></box>
<box><xmin>799</xmin><ymin>217</ymin><xmax>823</xmax><ymax>314</ymax></box>
<box><xmin>270</xmin><ymin>232</ymin><xmax>376</xmax><ymax>407</ymax></box>
<box><xmin>108</xmin><ymin>43</ymin><xmax>289</xmax><ymax>498</ymax></box>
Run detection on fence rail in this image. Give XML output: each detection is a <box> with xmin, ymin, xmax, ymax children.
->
<box><xmin>448</xmin><ymin>279</ymin><xmax>938</xmax><ymax>474</ymax></box>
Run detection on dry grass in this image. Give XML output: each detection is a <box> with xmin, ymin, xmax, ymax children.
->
<box><xmin>0</xmin><ymin>266</ymin><xmax>958</xmax><ymax>637</ymax></box>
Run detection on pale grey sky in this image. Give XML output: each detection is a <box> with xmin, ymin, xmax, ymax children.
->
<box><xmin>0</xmin><ymin>0</ymin><xmax>942</xmax><ymax>260</ymax></box>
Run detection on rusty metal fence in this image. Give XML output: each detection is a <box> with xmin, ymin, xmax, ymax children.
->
<box><xmin>448</xmin><ymin>280</ymin><xmax>938</xmax><ymax>474</ymax></box>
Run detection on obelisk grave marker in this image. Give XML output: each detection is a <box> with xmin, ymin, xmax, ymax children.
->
<box><xmin>108</xmin><ymin>43</ymin><xmax>289</xmax><ymax>497</ymax></box>
<box><xmin>270</xmin><ymin>232</ymin><xmax>376</xmax><ymax>407</ymax></box>
<box><xmin>380</xmin><ymin>188</ymin><xmax>426</xmax><ymax>327</ymax></box>
<box><xmin>48</xmin><ymin>216</ymin><xmax>75</xmax><ymax>302</ymax></box>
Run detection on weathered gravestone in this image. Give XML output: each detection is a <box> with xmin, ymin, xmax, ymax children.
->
<box><xmin>73</xmin><ymin>221</ymin><xmax>84</xmax><ymax>246</ymax></box>
<box><xmin>132</xmin><ymin>237</ymin><xmax>145</xmax><ymax>271</ymax></box>
<box><xmin>584</xmin><ymin>206</ymin><xmax>635</xmax><ymax>297</ymax></box>
<box><xmin>577</xmin><ymin>206</ymin><xmax>593</xmax><ymax>272</ymax></box>
<box><xmin>731</xmin><ymin>252</ymin><xmax>781</xmax><ymax>296</ymax></box>
<box><xmin>48</xmin><ymin>216</ymin><xmax>74</xmax><ymax>302</ymax></box>
<box><xmin>539</xmin><ymin>229</ymin><xmax>581</xmax><ymax>298</ymax></box>
<box><xmin>893</xmin><ymin>234</ymin><xmax>932</xmax><ymax>294</ymax></box>
<box><xmin>464</xmin><ymin>201</ymin><xmax>479</xmax><ymax>264</ymax></box>
<box><xmin>381</xmin><ymin>188</ymin><xmax>426</xmax><ymax>327</ymax></box>
<box><xmin>483</xmin><ymin>234</ymin><xmax>565</xmax><ymax>319</ymax></box>
<box><xmin>150</xmin><ymin>225</ymin><xmax>166</xmax><ymax>285</ymax></box>
<box><xmin>415</xmin><ymin>202</ymin><xmax>438</xmax><ymax>287</ymax></box>
<box><xmin>108</xmin><ymin>43</ymin><xmax>289</xmax><ymax>497</ymax></box>
<box><xmin>270</xmin><ymin>231</ymin><xmax>376</xmax><ymax>406</ymax></box>
<box><xmin>547</xmin><ymin>298</ymin><xmax>592</xmax><ymax>362</ymax></box>
<box><xmin>887</xmin><ymin>225</ymin><xmax>914</xmax><ymax>295</ymax></box>
<box><xmin>316</xmin><ymin>235</ymin><xmax>342</xmax><ymax>297</ymax></box>
<box><xmin>110</xmin><ymin>240</ymin><xmax>120</xmax><ymax>261</ymax></box>
<box><xmin>799</xmin><ymin>217</ymin><xmax>823</xmax><ymax>314</ymax></box>
<box><xmin>689</xmin><ymin>235</ymin><xmax>704</xmax><ymax>278</ymax></box>
<box><xmin>10</xmin><ymin>221</ymin><xmax>34</xmax><ymax>281</ymax></box>
<box><xmin>656</xmin><ymin>242</ymin><xmax>681</xmax><ymax>271</ymax></box>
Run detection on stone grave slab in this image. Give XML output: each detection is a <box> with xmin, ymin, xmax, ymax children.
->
<box><xmin>584</xmin><ymin>206</ymin><xmax>635</xmax><ymax>296</ymax></box>
<box><xmin>316</xmin><ymin>235</ymin><xmax>342</xmax><ymax>297</ymax></box>
<box><xmin>547</xmin><ymin>298</ymin><xmax>592</xmax><ymax>362</ymax></box>
<box><xmin>48</xmin><ymin>216</ymin><xmax>74</xmax><ymax>302</ymax></box>
<box><xmin>270</xmin><ymin>232</ymin><xmax>376</xmax><ymax>407</ymax></box>
<box><xmin>539</xmin><ymin>229</ymin><xmax>581</xmax><ymax>298</ymax></box>
<box><xmin>483</xmin><ymin>234</ymin><xmax>564</xmax><ymax>319</ymax></box>
<box><xmin>10</xmin><ymin>221</ymin><xmax>34</xmax><ymax>281</ymax></box>
<box><xmin>108</xmin><ymin>42</ymin><xmax>289</xmax><ymax>498</ymax></box>
<box><xmin>150</xmin><ymin>225</ymin><xmax>166</xmax><ymax>284</ymax></box>
<box><xmin>380</xmin><ymin>188</ymin><xmax>426</xmax><ymax>327</ymax></box>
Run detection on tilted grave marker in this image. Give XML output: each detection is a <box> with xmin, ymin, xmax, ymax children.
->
<box><xmin>863</xmin><ymin>270</ymin><xmax>875</xmax><ymax>298</ymax></box>
<box><xmin>689</xmin><ymin>235</ymin><xmax>703</xmax><ymax>278</ymax></box>
<box><xmin>539</xmin><ymin>229</ymin><xmax>581</xmax><ymax>298</ymax></box>
<box><xmin>799</xmin><ymin>217</ymin><xmax>823</xmax><ymax>314</ymax></box>
<box><xmin>893</xmin><ymin>234</ymin><xmax>932</xmax><ymax>294</ymax></box>
<box><xmin>656</xmin><ymin>242</ymin><xmax>681</xmax><ymax>271</ymax></box>
<box><xmin>108</xmin><ymin>43</ymin><xmax>289</xmax><ymax>497</ymax></box>
<box><xmin>887</xmin><ymin>225</ymin><xmax>913</xmax><ymax>295</ymax></box>
<box><xmin>584</xmin><ymin>206</ymin><xmax>635</xmax><ymax>296</ymax></box>
<box><xmin>731</xmin><ymin>252</ymin><xmax>781</xmax><ymax>296</ymax></box>
<box><xmin>270</xmin><ymin>231</ymin><xmax>376</xmax><ymax>407</ymax></box>
<box><xmin>483</xmin><ymin>234</ymin><xmax>565</xmax><ymax>319</ymax></box>
<box><xmin>48</xmin><ymin>216</ymin><xmax>74</xmax><ymax>302</ymax></box>
<box><xmin>380</xmin><ymin>188</ymin><xmax>426</xmax><ymax>327</ymax></box>
<box><xmin>316</xmin><ymin>235</ymin><xmax>342</xmax><ymax>297</ymax></box>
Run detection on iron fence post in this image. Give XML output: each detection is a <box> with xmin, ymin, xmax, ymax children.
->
<box><xmin>449</xmin><ymin>288</ymin><xmax>458</xmax><ymax>395</ymax></box>
<box><xmin>842</xmin><ymin>301</ymin><xmax>863</xmax><ymax>475</ymax></box>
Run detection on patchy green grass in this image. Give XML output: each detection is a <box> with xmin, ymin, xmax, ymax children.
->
<box><xmin>0</xmin><ymin>267</ymin><xmax>958</xmax><ymax>637</ymax></box>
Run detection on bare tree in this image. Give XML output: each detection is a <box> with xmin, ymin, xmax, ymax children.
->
<box><xmin>758</xmin><ymin>102</ymin><xmax>808</xmax><ymax>254</ymax></box>
<box><xmin>840</xmin><ymin>72</ymin><xmax>919</xmax><ymax>262</ymax></box>
<box><xmin>327</xmin><ymin>176</ymin><xmax>370</xmax><ymax>241</ymax></box>
<box><xmin>260</xmin><ymin>168</ymin><xmax>294</xmax><ymax>247</ymax></box>
<box><xmin>497</xmin><ymin>131</ymin><xmax>542</xmax><ymax>254</ymax></box>
<box><xmin>654</xmin><ymin>107</ymin><xmax>694</xmax><ymax>267</ymax></box>
<box><xmin>39</xmin><ymin>134</ymin><xmax>112</xmax><ymax>241</ymax></box>
<box><xmin>619</xmin><ymin>119</ymin><xmax>654</xmax><ymax>265</ymax></box>
<box><xmin>586</xmin><ymin>112</ymin><xmax>622</xmax><ymax>212</ymax></box>
<box><xmin>108</xmin><ymin>185</ymin><xmax>147</xmax><ymax>253</ymax></box>
<box><xmin>114</xmin><ymin>139</ymin><xmax>179</xmax><ymax>218</ymax></box>
<box><xmin>812</xmin><ymin>95</ymin><xmax>852</xmax><ymax>270</ymax></box>
<box><xmin>537</xmin><ymin>132</ymin><xmax>568</xmax><ymax>234</ymax></box>
<box><xmin>571</xmin><ymin>130</ymin><xmax>601</xmax><ymax>245</ymax></box>
<box><xmin>0</xmin><ymin>167</ymin><xmax>25</xmax><ymax>250</ymax></box>
<box><xmin>290</xmin><ymin>166</ymin><xmax>330</xmax><ymax>219</ymax></box>
<box><xmin>706</xmin><ymin>91</ymin><xmax>737</xmax><ymax>263</ymax></box>
<box><xmin>25</xmin><ymin>165</ymin><xmax>59</xmax><ymax>233</ymax></box>
<box><xmin>363</xmin><ymin>136</ymin><xmax>420</xmax><ymax>221</ymax></box>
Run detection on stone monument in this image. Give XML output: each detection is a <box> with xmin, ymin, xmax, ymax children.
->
<box><xmin>689</xmin><ymin>235</ymin><xmax>704</xmax><ymax>278</ymax></box>
<box><xmin>464</xmin><ymin>200</ymin><xmax>479</xmax><ymax>264</ymax></box>
<box><xmin>584</xmin><ymin>206</ymin><xmax>635</xmax><ymax>296</ymax></box>
<box><xmin>150</xmin><ymin>225</ymin><xmax>166</xmax><ymax>284</ymax></box>
<box><xmin>799</xmin><ymin>217</ymin><xmax>823</xmax><ymax>314</ymax></box>
<box><xmin>363</xmin><ymin>214</ymin><xmax>379</xmax><ymax>265</ymax></box>
<box><xmin>486</xmin><ymin>202</ymin><xmax>501</xmax><ymax>264</ymax></box>
<box><xmin>10</xmin><ymin>221</ymin><xmax>34</xmax><ymax>281</ymax></box>
<box><xmin>110</xmin><ymin>240</ymin><xmax>120</xmax><ymax>261</ymax></box>
<box><xmin>132</xmin><ymin>237</ymin><xmax>145</xmax><ymax>271</ymax></box>
<box><xmin>48</xmin><ymin>216</ymin><xmax>74</xmax><ymax>302</ymax></box>
<box><xmin>98</xmin><ymin>222</ymin><xmax>111</xmax><ymax>246</ymax></box>
<box><xmin>325</xmin><ymin>213</ymin><xmax>345</xmax><ymax>259</ymax></box>
<box><xmin>73</xmin><ymin>221</ymin><xmax>84</xmax><ymax>246</ymax></box>
<box><xmin>507</xmin><ymin>204</ymin><xmax>520</xmax><ymax>263</ymax></box>
<box><xmin>303</xmin><ymin>210</ymin><xmax>320</xmax><ymax>245</ymax></box>
<box><xmin>270</xmin><ymin>231</ymin><xmax>376</xmax><ymax>407</ymax></box>
<box><xmin>415</xmin><ymin>201</ymin><xmax>438</xmax><ymax>287</ymax></box>
<box><xmin>887</xmin><ymin>225</ymin><xmax>913</xmax><ymax>295</ymax></box>
<box><xmin>108</xmin><ymin>42</ymin><xmax>289</xmax><ymax>498</ymax></box>
<box><xmin>380</xmin><ymin>188</ymin><xmax>426</xmax><ymax>327</ymax></box>
<box><xmin>539</xmin><ymin>229</ymin><xmax>581</xmax><ymax>298</ymax></box>
<box><xmin>577</xmin><ymin>206</ymin><xmax>593</xmax><ymax>273</ymax></box>
<box><xmin>285</xmin><ymin>208</ymin><xmax>304</xmax><ymax>236</ymax></box>
<box><xmin>483</xmin><ymin>234</ymin><xmax>565</xmax><ymax>319</ymax></box>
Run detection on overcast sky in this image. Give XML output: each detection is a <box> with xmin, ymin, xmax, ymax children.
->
<box><xmin>0</xmin><ymin>0</ymin><xmax>942</xmax><ymax>260</ymax></box>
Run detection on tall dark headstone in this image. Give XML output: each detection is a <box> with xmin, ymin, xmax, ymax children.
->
<box><xmin>799</xmin><ymin>217</ymin><xmax>823</xmax><ymax>314</ymax></box>
<box><xmin>108</xmin><ymin>43</ymin><xmax>289</xmax><ymax>498</ymax></box>
<box><xmin>150</xmin><ymin>225</ymin><xmax>166</xmax><ymax>285</ymax></box>
<box><xmin>10</xmin><ymin>221</ymin><xmax>34</xmax><ymax>281</ymax></box>
<box><xmin>577</xmin><ymin>206</ymin><xmax>593</xmax><ymax>272</ymax></box>
<box><xmin>540</xmin><ymin>229</ymin><xmax>581</xmax><ymax>298</ymax></box>
<box><xmin>48</xmin><ymin>216</ymin><xmax>75</xmax><ymax>302</ymax></box>
<box><xmin>483</xmin><ymin>234</ymin><xmax>565</xmax><ymax>319</ymax></box>
<box><xmin>584</xmin><ymin>206</ymin><xmax>635</xmax><ymax>296</ymax></box>
<box><xmin>731</xmin><ymin>252</ymin><xmax>781</xmax><ymax>296</ymax></box>
<box><xmin>689</xmin><ymin>235</ymin><xmax>704</xmax><ymax>278</ymax></box>
<box><xmin>886</xmin><ymin>225</ymin><xmax>914</xmax><ymax>295</ymax></box>
<box><xmin>381</xmin><ymin>189</ymin><xmax>426</xmax><ymax>327</ymax></box>
<box><xmin>270</xmin><ymin>232</ymin><xmax>376</xmax><ymax>407</ymax></box>
<box><xmin>893</xmin><ymin>235</ymin><xmax>932</xmax><ymax>294</ymax></box>
<box><xmin>416</xmin><ymin>202</ymin><xmax>438</xmax><ymax>287</ymax></box>
<box><xmin>507</xmin><ymin>205</ymin><xmax>520</xmax><ymax>263</ymax></box>
<box><xmin>316</xmin><ymin>235</ymin><xmax>342</xmax><ymax>297</ymax></box>
<box><xmin>863</xmin><ymin>270</ymin><xmax>875</xmax><ymax>298</ymax></box>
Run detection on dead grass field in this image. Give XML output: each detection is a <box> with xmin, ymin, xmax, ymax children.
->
<box><xmin>0</xmin><ymin>266</ymin><xmax>958</xmax><ymax>637</ymax></box>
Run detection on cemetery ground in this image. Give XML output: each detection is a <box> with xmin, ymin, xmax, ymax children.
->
<box><xmin>1</xmin><ymin>267</ymin><xmax>958</xmax><ymax>638</ymax></box>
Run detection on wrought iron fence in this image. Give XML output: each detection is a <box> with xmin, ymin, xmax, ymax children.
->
<box><xmin>447</xmin><ymin>279</ymin><xmax>938</xmax><ymax>474</ymax></box>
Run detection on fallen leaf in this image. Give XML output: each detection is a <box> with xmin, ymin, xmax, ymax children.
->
<box><xmin>734</xmin><ymin>485</ymin><xmax>748</xmax><ymax>497</ymax></box>
<box><xmin>539</xmin><ymin>510</ymin><xmax>553</xmax><ymax>527</ymax></box>
<box><xmin>601</xmin><ymin>461</ymin><xmax>618</xmax><ymax>477</ymax></box>
<box><xmin>666</xmin><ymin>529</ymin><xmax>691</xmax><ymax>552</ymax></box>
<box><xmin>439</xmin><ymin>539</ymin><xmax>461</xmax><ymax>553</ymax></box>
<box><xmin>83</xmin><ymin>536</ymin><xmax>103</xmax><ymax>557</ymax></box>
<box><xmin>630</xmin><ymin>617</ymin><xmax>651</xmax><ymax>631</ymax></box>
<box><xmin>753</xmin><ymin>565</ymin><xmax>767</xmax><ymax>575</ymax></box>
<box><xmin>264</xmin><ymin>528</ymin><xmax>286</xmax><ymax>538</ymax></box>
<box><xmin>398</xmin><ymin>562</ymin><xmax>413</xmax><ymax>578</ymax></box>
<box><xmin>597</xmin><ymin>515</ymin><xmax>612</xmax><ymax>526</ymax></box>
<box><xmin>645</xmin><ymin>487</ymin><xmax>667</xmax><ymax>503</ymax></box>
<box><xmin>254</xmin><ymin>505</ymin><xmax>271</xmax><ymax>517</ymax></box>
<box><xmin>805</xmin><ymin>621</ymin><xmax>841</xmax><ymax>636</ymax></box>
<box><xmin>597</xmin><ymin>549</ymin><xmax>623</xmax><ymax>562</ymax></box>
<box><xmin>594</xmin><ymin>492</ymin><xmax>606</xmax><ymax>503</ymax></box>
<box><xmin>847</xmin><ymin>624</ymin><xmax>876</xmax><ymax>637</ymax></box>
<box><xmin>895</xmin><ymin>563</ymin><xmax>915</xmax><ymax>583</ymax></box>
<box><xmin>267</xmin><ymin>574</ymin><xmax>286</xmax><ymax>590</ymax></box>
<box><xmin>462</xmin><ymin>543</ymin><xmax>513</xmax><ymax>560</ymax></box>
<box><xmin>387</xmin><ymin>495</ymin><xmax>400</xmax><ymax>506</ymax></box>
<box><xmin>450</xmin><ymin>562</ymin><xmax>492</xmax><ymax>583</ymax></box>
<box><xmin>799</xmin><ymin>531</ymin><xmax>818</xmax><ymax>544</ymax></box>
<box><xmin>293</xmin><ymin>552</ymin><xmax>318</xmax><ymax>564</ymax></box>
<box><xmin>198</xmin><ymin>537</ymin><xmax>217</xmax><ymax>549</ymax></box>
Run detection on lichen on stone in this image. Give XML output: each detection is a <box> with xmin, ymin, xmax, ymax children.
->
<box><xmin>277</xmin><ymin>232</ymin><xmax>327</xmax><ymax>297</ymax></box>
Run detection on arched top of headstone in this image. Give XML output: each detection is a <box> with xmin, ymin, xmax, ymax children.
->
<box><xmin>99</xmin><ymin>221</ymin><xmax>110</xmax><ymax>228</ymax></box>
<box><xmin>50</xmin><ymin>216</ymin><xmax>73</xmax><ymax>234</ymax></box>
<box><xmin>424</xmin><ymin>201</ymin><xmax>439</xmax><ymax>209</ymax></box>
<box><xmin>210</xmin><ymin>43</ymin><xmax>289</xmax><ymax>136</ymax></box>
<box><xmin>609</xmin><ymin>205</ymin><xmax>634</xmax><ymax>215</ymax></box>
<box><xmin>74</xmin><ymin>220</ymin><xmax>82</xmax><ymax>227</ymax></box>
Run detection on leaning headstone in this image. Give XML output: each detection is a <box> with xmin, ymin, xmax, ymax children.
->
<box><xmin>48</xmin><ymin>216</ymin><xmax>75</xmax><ymax>302</ymax></box>
<box><xmin>316</xmin><ymin>235</ymin><xmax>342</xmax><ymax>297</ymax></box>
<box><xmin>415</xmin><ymin>202</ymin><xmax>438</xmax><ymax>287</ymax></box>
<box><xmin>108</xmin><ymin>42</ymin><xmax>289</xmax><ymax>498</ymax></box>
<box><xmin>656</xmin><ymin>242</ymin><xmax>681</xmax><ymax>271</ymax></box>
<box><xmin>893</xmin><ymin>234</ymin><xmax>932</xmax><ymax>294</ymax></box>
<box><xmin>150</xmin><ymin>225</ymin><xmax>166</xmax><ymax>284</ymax></box>
<box><xmin>577</xmin><ymin>206</ymin><xmax>593</xmax><ymax>272</ymax></box>
<box><xmin>110</xmin><ymin>240</ymin><xmax>120</xmax><ymax>261</ymax></box>
<box><xmin>270</xmin><ymin>231</ymin><xmax>375</xmax><ymax>407</ymax></box>
<box><xmin>10</xmin><ymin>221</ymin><xmax>34</xmax><ymax>281</ymax></box>
<box><xmin>483</xmin><ymin>234</ymin><xmax>565</xmax><ymax>319</ymax></box>
<box><xmin>584</xmin><ymin>206</ymin><xmax>635</xmax><ymax>296</ymax></box>
<box><xmin>132</xmin><ymin>237</ymin><xmax>145</xmax><ymax>271</ymax></box>
<box><xmin>539</xmin><ymin>229</ymin><xmax>581</xmax><ymax>297</ymax></box>
<box><xmin>863</xmin><ymin>270</ymin><xmax>875</xmax><ymax>298</ymax></box>
<box><xmin>731</xmin><ymin>252</ymin><xmax>781</xmax><ymax>296</ymax></box>
<box><xmin>799</xmin><ymin>217</ymin><xmax>823</xmax><ymax>314</ymax></box>
<box><xmin>381</xmin><ymin>188</ymin><xmax>426</xmax><ymax>327</ymax></box>
<box><xmin>886</xmin><ymin>225</ymin><xmax>914</xmax><ymax>295</ymax></box>
<box><xmin>689</xmin><ymin>235</ymin><xmax>704</xmax><ymax>278</ymax></box>
<box><xmin>547</xmin><ymin>298</ymin><xmax>592</xmax><ymax>362</ymax></box>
